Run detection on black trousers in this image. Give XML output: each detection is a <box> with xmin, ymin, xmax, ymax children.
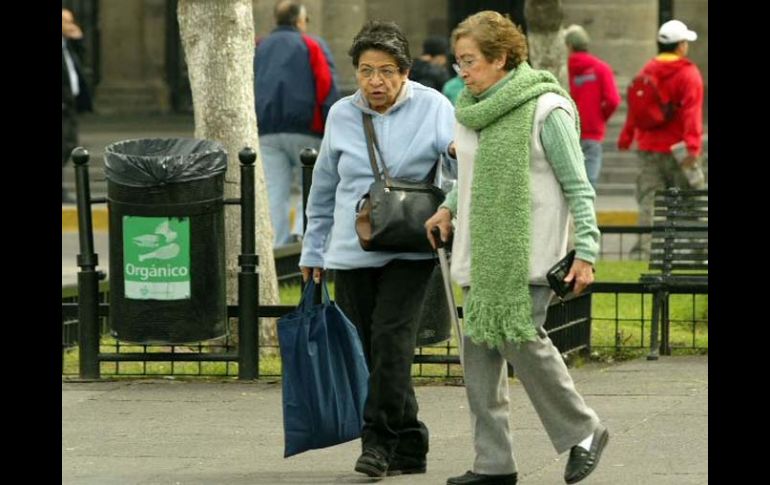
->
<box><xmin>334</xmin><ymin>258</ymin><xmax>434</xmax><ymax>459</ymax></box>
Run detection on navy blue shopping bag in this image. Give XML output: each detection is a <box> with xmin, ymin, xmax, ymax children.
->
<box><xmin>277</xmin><ymin>278</ymin><xmax>369</xmax><ymax>458</ymax></box>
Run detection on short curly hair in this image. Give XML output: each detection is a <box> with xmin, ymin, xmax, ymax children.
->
<box><xmin>451</xmin><ymin>10</ymin><xmax>528</xmax><ymax>70</ymax></box>
<box><xmin>348</xmin><ymin>20</ymin><xmax>412</xmax><ymax>73</ymax></box>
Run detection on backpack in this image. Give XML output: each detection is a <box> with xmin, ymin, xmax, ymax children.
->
<box><xmin>626</xmin><ymin>73</ymin><xmax>675</xmax><ymax>129</ymax></box>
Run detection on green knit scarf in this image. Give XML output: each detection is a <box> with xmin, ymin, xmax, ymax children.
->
<box><xmin>455</xmin><ymin>62</ymin><xmax>574</xmax><ymax>347</ymax></box>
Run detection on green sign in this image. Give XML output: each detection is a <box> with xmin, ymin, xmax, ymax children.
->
<box><xmin>123</xmin><ymin>216</ymin><xmax>191</xmax><ymax>300</ymax></box>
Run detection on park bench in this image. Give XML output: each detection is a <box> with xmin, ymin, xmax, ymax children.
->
<box><xmin>639</xmin><ymin>188</ymin><xmax>708</xmax><ymax>360</ymax></box>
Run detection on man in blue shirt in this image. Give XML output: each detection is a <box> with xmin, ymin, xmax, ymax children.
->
<box><xmin>254</xmin><ymin>1</ymin><xmax>340</xmax><ymax>246</ymax></box>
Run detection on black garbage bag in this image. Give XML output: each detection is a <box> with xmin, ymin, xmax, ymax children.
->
<box><xmin>104</xmin><ymin>138</ymin><xmax>227</xmax><ymax>186</ymax></box>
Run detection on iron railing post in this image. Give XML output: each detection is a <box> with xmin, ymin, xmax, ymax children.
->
<box><xmin>299</xmin><ymin>148</ymin><xmax>321</xmax><ymax>303</ymax></box>
<box><xmin>73</xmin><ymin>147</ymin><xmax>100</xmax><ymax>379</ymax></box>
<box><xmin>237</xmin><ymin>147</ymin><xmax>259</xmax><ymax>380</ymax></box>
<box><xmin>299</xmin><ymin>147</ymin><xmax>317</xmax><ymax>236</ymax></box>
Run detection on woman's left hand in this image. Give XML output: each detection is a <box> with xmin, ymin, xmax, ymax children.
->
<box><xmin>563</xmin><ymin>258</ymin><xmax>594</xmax><ymax>295</ymax></box>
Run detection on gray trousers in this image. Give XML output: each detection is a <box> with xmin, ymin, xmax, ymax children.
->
<box><xmin>461</xmin><ymin>286</ymin><xmax>600</xmax><ymax>475</ymax></box>
<box><xmin>636</xmin><ymin>150</ymin><xmax>691</xmax><ymax>253</ymax></box>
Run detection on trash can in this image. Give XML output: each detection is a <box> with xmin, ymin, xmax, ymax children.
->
<box><xmin>104</xmin><ymin>138</ymin><xmax>228</xmax><ymax>344</ymax></box>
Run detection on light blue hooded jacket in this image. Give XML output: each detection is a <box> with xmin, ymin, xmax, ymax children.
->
<box><xmin>299</xmin><ymin>80</ymin><xmax>457</xmax><ymax>270</ymax></box>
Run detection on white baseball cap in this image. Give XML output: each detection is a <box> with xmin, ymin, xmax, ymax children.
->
<box><xmin>657</xmin><ymin>20</ymin><xmax>697</xmax><ymax>43</ymax></box>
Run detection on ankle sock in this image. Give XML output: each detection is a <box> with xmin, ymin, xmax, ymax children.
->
<box><xmin>577</xmin><ymin>433</ymin><xmax>593</xmax><ymax>451</ymax></box>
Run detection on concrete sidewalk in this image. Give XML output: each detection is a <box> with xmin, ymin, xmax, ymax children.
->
<box><xmin>62</xmin><ymin>355</ymin><xmax>707</xmax><ymax>484</ymax></box>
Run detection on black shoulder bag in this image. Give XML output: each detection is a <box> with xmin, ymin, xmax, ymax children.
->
<box><xmin>354</xmin><ymin>112</ymin><xmax>445</xmax><ymax>253</ymax></box>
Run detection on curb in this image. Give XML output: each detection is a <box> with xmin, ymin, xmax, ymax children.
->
<box><xmin>596</xmin><ymin>210</ymin><xmax>638</xmax><ymax>226</ymax></box>
<box><xmin>62</xmin><ymin>206</ymin><xmax>109</xmax><ymax>233</ymax></box>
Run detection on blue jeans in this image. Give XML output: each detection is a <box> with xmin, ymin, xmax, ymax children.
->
<box><xmin>260</xmin><ymin>133</ymin><xmax>322</xmax><ymax>246</ymax></box>
<box><xmin>580</xmin><ymin>139</ymin><xmax>602</xmax><ymax>190</ymax></box>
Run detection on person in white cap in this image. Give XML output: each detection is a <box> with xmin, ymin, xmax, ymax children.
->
<box><xmin>617</xmin><ymin>19</ymin><xmax>704</xmax><ymax>256</ymax></box>
<box><xmin>618</xmin><ymin>20</ymin><xmax>703</xmax><ymax>255</ymax></box>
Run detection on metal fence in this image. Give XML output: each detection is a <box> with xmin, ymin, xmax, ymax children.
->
<box><xmin>62</xmin><ymin>287</ymin><xmax>592</xmax><ymax>378</ymax></box>
<box><xmin>589</xmin><ymin>282</ymin><xmax>708</xmax><ymax>355</ymax></box>
<box><xmin>62</xmin><ymin>281</ymin><xmax>707</xmax><ymax>378</ymax></box>
<box><xmin>61</xmin><ymin>282</ymin><xmax>109</xmax><ymax>372</ymax></box>
<box><xmin>216</xmin><ymin>226</ymin><xmax>655</xmax><ymax>295</ymax></box>
<box><xmin>597</xmin><ymin>226</ymin><xmax>650</xmax><ymax>261</ymax></box>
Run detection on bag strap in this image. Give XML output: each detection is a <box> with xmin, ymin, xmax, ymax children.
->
<box><xmin>299</xmin><ymin>276</ymin><xmax>332</xmax><ymax>310</ymax></box>
<box><xmin>321</xmin><ymin>278</ymin><xmax>331</xmax><ymax>304</ymax></box>
<box><xmin>363</xmin><ymin>112</ymin><xmax>441</xmax><ymax>186</ymax></box>
<box><xmin>362</xmin><ymin>112</ymin><xmax>390</xmax><ymax>182</ymax></box>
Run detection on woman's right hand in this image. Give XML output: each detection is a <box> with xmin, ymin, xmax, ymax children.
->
<box><xmin>425</xmin><ymin>207</ymin><xmax>453</xmax><ymax>250</ymax></box>
<box><xmin>300</xmin><ymin>266</ymin><xmax>324</xmax><ymax>284</ymax></box>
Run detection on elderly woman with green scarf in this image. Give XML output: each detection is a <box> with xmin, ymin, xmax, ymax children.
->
<box><xmin>425</xmin><ymin>11</ymin><xmax>608</xmax><ymax>485</ymax></box>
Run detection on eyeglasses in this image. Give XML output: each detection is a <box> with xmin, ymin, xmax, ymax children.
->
<box><xmin>452</xmin><ymin>57</ymin><xmax>478</xmax><ymax>73</ymax></box>
<box><xmin>357</xmin><ymin>66</ymin><xmax>399</xmax><ymax>80</ymax></box>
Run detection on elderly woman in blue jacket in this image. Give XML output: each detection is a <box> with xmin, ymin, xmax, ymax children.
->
<box><xmin>299</xmin><ymin>20</ymin><xmax>457</xmax><ymax>479</ymax></box>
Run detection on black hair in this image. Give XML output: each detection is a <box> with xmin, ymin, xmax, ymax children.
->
<box><xmin>274</xmin><ymin>1</ymin><xmax>301</xmax><ymax>27</ymax></box>
<box><xmin>657</xmin><ymin>41</ymin><xmax>680</xmax><ymax>53</ymax></box>
<box><xmin>422</xmin><ymin>36</ymin><xmax>448</xmax><ymax>57</ymax></box>
<box><xmin>348</xmin><ymin>20</ymin><xmax>412</xmax><ymax>72</ymax></box>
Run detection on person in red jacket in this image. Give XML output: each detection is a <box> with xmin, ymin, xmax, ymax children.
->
<box><xmin>617</xmin><ymin>19</ymin><xmax>704</xmax><ymax>255</ymax></box>
<box><xmin>565</xmin><ymin>25</ymin><xmax>620</xmax><ymax>189</ymax></box>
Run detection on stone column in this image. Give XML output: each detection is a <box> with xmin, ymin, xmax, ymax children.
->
<box><xmin>95</xmin><ymin>0</ymin><xmax>170</xmax><ymax>114</ymax></box>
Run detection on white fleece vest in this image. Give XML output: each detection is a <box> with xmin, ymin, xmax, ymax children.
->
<box><xmin>450</xmin><ymin>92</ymin><xmax>574</xmax><ymax>286</ymax></box>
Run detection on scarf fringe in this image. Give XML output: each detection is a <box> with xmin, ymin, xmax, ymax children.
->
<box><xmin>464</xmin><ymin>298</ymin><xmax>537</xmax><ymax>347</ymax></box>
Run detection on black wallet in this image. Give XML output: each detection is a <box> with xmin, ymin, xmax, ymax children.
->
<box><xmin>546</xmin><ymin>250</ymin><xmax>576</xmax><ymax>298</ymax></box>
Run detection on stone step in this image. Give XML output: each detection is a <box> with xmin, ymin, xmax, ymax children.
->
<box><xmin>598</xmin><ymin>166</ymin><xmax>638</xmax><ymax>185</ymax></box>
<box><xmin>93</xmin><ymin>86</ymin><xmax>170</xmax><ymax>115</ymax></box>
<box><xmin>595</xmin><ymin>182</ymin><xmax>635</xmax><ymax>197</ymax></box>
<box><xmin>602</xmin><ymin>160</ymin><xmax>637</xmax><ymax>170</ymax></box>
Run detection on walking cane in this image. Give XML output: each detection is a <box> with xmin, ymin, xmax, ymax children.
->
<box><xmin>431</xmin><ymin>227</ymin><xmax>463</xmax><ymax>362</ymax></box>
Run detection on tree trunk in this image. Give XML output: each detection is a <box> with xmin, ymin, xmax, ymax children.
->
<box><xmin>177</xmin><ymin>0</ymin><xmax>279</xmax><ymax>353</ymax></box>
<box><xmin>525</xmin><ymin>0</ymin><xmax>567</xmax><ymax>88</ymax></box>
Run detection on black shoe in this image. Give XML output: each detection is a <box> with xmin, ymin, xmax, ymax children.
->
<box><xmin>447</xmin><ymin>470</ymin><xmax>517</xmax><ymax>485</ymax></box>
<box><xmin>387</xmin><ymin>453</ymin><xmax>426</xmax><ymax>476</ymax></box>
<box><xmin>354</xmin><ymin>448</ymin><xmax>389</xmax><ymax>478</ymax></box>
<box><xmin>564</xmin><ymin>424</ymin><xmax>610</xmax><ymax>484</ymax></box>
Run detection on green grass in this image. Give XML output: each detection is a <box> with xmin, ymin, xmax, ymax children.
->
<box><xmin>63</xmin><ymin>261</ymin><xmax>707</xmax><ymax>377</ymax></box>
<box><xmin>594</xmin><ymin>260</ymin><xmax>649</xmax><ymax>282</ymax></box>
<box><xmin>591</xmin><ymin>260</ymin><xmax>708</xmax><ymax>355</ymax></box>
